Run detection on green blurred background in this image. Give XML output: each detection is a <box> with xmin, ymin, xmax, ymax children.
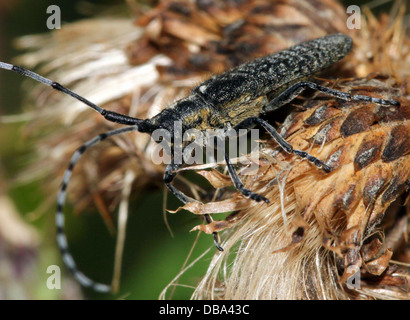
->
<box><xmin>0</xmin><ymin>0</ymin><xmax>399</xmax><ymax>300</ymax></box>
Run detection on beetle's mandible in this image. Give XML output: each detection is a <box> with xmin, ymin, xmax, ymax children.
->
<box><xmin>0</xmin><ymin>33</ymin><xmax>400</xmax><ymax>293</ymax></box>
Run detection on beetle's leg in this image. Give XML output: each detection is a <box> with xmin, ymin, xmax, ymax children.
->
<box><xmin>203</xmin><ymin>214</ymin><xmax>224</xmax><ymax>252</ymax></box>
<box><xmin>215</xmin><ymin>137</ymin><xmax>269</xmax><ymax>203</ymax></box>
<box><xmin>264</xmin><ymin>81</ymin><xmax>399</xmax><ymax>112</ymax></box>
<box><xmin>235</xmin><ymin>117</ymin><xmax>331</xmax><ymax>172</ymax></box>
<box><xmin>164</xmin><ymin>161</ymin><xmax>195</xmax><ymax>204</ymax></box>
<box><xmin>199</xmin><ymin>136</ymin><xmax>270</xmax><ymax>251</ymax></box>
<box><xmin>164</xmin><ymin>160</ymin><xmax>223</xmax><ymax>251</ymax></box>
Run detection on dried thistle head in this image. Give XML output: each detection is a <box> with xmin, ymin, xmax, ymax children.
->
<box><xmin>190</xmin><ymin>4</ymin><xmax>410</xmax><ymax>299</ymax></box>
<box><xmin>349</xmin><ymin>4</ymin><xmax>410</xmax><ymax>83</ymax></box>
<box><xmin>191</xmin><ymin>76</ymin><xmax>409</xmax><ymax>300</ymax></box>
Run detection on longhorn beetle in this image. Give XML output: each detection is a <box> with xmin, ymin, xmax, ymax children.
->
<box><xmin>0</xmin><ymin>34</ymin><xmax>400</xmax><ymax>293</ymax></box>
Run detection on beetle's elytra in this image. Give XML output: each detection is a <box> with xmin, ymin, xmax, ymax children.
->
<box><xmin>0</xmin><ymin>34</ymin><xmax>400</xmax><ymax>293</ymax></box>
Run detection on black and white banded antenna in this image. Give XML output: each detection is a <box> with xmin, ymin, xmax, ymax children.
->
<box><xmin>0</xmin><ymin>62</ymin><xmax>161</xmax><ymax>130</ymax></box>
<box><xmin>0</xmin><ymin>61</ymin><xmax>158</xmax><ymax>293</ymax></box>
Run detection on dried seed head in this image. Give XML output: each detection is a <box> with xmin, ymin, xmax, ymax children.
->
<box><xmin>131</xmin><ymin>0</ymin><xmax>348</xmax><ymax>77</ymax></box>
<box><xmin>192</xmin><ymin>77</ymin><xmax>409</xmax><ymax>300</ymax></box>
<box><xmin>349</xmin><ymin>6</ymin><xmax>410</xmax><ymax>83</ymax></box>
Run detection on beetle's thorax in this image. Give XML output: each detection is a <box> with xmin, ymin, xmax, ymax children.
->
<box><xmin>151</xmin><ymin>94</ymin><xmax>222</xmax><ymax>133</ymax></box>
